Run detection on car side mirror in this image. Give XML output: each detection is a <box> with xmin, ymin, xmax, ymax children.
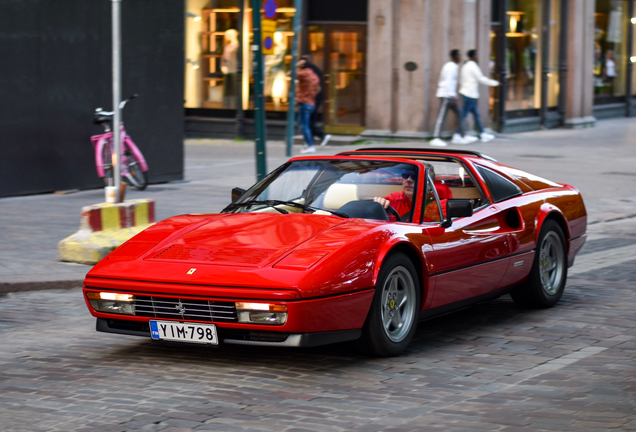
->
<box><xmin>440</xmin><ymin>199</ymin><xmax>473</xmax><ymax>228</ymax></box>
<box><xmin>232</xmin><ymin>187</ymin><xmax>246</xmax><ymax>202</ymax></box>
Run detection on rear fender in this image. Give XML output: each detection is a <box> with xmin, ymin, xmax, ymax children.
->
<box><xmin>536</xmin><ymin>204</ymin><xmax>570</xmax><ymax>242</ymax></box>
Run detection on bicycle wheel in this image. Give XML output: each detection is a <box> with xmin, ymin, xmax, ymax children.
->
<box><xmin>124</xmin><ymin>150</ymin><xmax>148</xmax><ymax>190</ymax></box>
<box><xmin>101</xmin><ymin>141</ymin><xmax>114</xmax><ymax>185</ymax></box>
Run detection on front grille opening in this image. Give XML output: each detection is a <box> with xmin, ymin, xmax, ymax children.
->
<box><xmin>134</xmin><ymin>296</ymin><xmax>238</xmax><ymax>323</ymax></box>
<box><xmin>248</xmin><ymin>331</ymin><xmax>289</xmax><ymax>342</ymax></box>
<box><xmin>107</xmin><ymin>319</ymin><xmax>150</xmax><ymax>333</ymax></box>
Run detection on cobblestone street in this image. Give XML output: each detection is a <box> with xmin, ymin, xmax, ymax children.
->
<box><xmin>1</xmin><ymin>219</ymin><xmax>635</xmax><ymax>431</ymax></box>
<box><xmin>1</xmin><ymin>119</ymin><xmax>636</xmax><ymax>430</ymax></box>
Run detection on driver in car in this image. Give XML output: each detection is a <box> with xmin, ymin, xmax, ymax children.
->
<box><xmin>373</xmin><ymin>169</ymin><xmax>416</xmax><ymax>221</ymax></box>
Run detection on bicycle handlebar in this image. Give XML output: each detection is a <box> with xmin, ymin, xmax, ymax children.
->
<box><xmin>95</xmin><ymin>94</ymin><xmax>139</xmax><ymax>116</ymax></box>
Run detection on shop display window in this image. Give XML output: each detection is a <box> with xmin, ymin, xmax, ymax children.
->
<box><xmin>547</xmin><ymin>0</ymin><xmax>561</xmax><ymax>108</ymax></box>
<box><xmin>185</xmin><ymin>0</ymin><xmax>298</xmax><ymax>112</ymax></box>
<box><xmin>490</xmin><ymin>0</ymin><xmax>561</xmax><ymax>117</ymax></box>
<box><xmin>594</xmin><ymin>0</ymin><xmax>629</xmax><ymax>103</ymax></box>
<box><xmin>505</xmin><ymin>1</ymin><xmax>539</xmax><ymax>112</ymax></box>
<box><xmin>307</xmin><ymin>25</ymin><xmax>366</xmax><ymax>134</ymax></box>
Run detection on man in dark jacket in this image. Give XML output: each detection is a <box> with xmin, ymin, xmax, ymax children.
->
<box><xmin>301</xmin><ymin>55</ymin><xmax>331</xmax><ymax>147</ymax></box>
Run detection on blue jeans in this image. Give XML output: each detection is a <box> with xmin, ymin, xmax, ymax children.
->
<box><xmin>457</xmin><ymin>95</ymin><xmax>484</xmax><ymax>134</ymax></box>
<box><xmin>298</xmin><ymin>103</ymin><xmax>315</xmax><ymax>146</ymax></box>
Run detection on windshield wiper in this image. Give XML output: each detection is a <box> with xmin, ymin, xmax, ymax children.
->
<box><xmin>224</xmin><ymin>200</ymin><xmax>289</xmax><ymax>214</ymax></box>
<box><xmin>224</xmin><ymin>200</ymin><xmax>349</xmax><ymax>218</ymax></box>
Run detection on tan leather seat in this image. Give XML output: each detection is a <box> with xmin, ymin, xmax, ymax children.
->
<box><xmin>323</xmin><ymin>183</ymin><xmax>359</xmax><ymax>209</ymax></box>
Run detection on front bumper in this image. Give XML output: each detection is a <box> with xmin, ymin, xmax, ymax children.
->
<box><xmin>96</xmin><ymin>318</ymin><xmax>361</xmax><ymax>347</ymax></box>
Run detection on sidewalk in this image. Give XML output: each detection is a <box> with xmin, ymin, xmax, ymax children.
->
<box><xmin>1</xmin><ymin>118</ymin><xmax>635</xmax><ymax>292</ymax></box>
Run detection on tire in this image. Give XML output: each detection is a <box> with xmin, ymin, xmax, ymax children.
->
<box><xmin>511</xmin><ymin>219</ymin><xmax>567</xmax><ymax>308</ymax></box>
<box><xmin>101</xmin><ymin>141</ymin><xmax>114</xmax><ymax>186</ymax></box>
<box><xmin>360</xmin><ymin>252</ymin><xmax>420</xmax><ymax>356</ymax></box>
<box><xmin>124</xmin><ymin>151</ymin><xmax>148</xmax><ymax>191</ymax></box>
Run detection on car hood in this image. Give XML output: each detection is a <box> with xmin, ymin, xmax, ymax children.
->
<box><xmin>137</xmin><ymin>213</ymin><xmax>346</xmax><ymax>268</ymax></box>
<box><xmin>86</xmin><ymin>212</ymin><xmax>401</xmax><ymax>294</ymax></box>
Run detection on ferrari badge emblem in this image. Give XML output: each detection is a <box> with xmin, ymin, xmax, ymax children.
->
<box><xmin>175</xmin><ymin>301</ymin><xmax>186</xmax><ymax>315</ymax></box>
<box><xmin>187</xmin><ymin>268</ymin><xmax>196</xmax><ymax>275</ymax></box>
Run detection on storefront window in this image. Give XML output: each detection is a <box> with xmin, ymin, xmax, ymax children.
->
<box><xmin>490</xmin><ymin>0</ymin><xmax>561</xmax><ymax>117</ymax></box>
<box><xmin>505</xmin><ymin>1</ymin><xmax>539</xmax><ymax>112</ymax></box>
<box><xmin>594</xmin><ymin>0</ymin><xmax>629</xmax><ymax>103</ymax></box>
<box><xmin>308</xmin><ymin>25</ymin><xmax>366</xmax><ymax>134</ymax></box>
<box><xmin>185</xmin><ymin>0</ymin><xmax>298</xmax><ymax>111</ymax></box>
<box><xmin>489</xmin><ymin>24</ymin><xmax>499</xmax><ymax>120</ymax></box>
<box><xmin>547</xmin><ymin>0</ymin><xmax>561</xmax><ymax>107</ymax></box>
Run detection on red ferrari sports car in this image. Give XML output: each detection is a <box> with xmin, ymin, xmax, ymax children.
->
<box><xmin>83</xmin><ymin>148</ymin><xmax>587</xmax><ymax>356</ymax></box>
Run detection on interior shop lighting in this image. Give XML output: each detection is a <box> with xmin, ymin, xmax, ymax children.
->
<box><xmin>631</xmin><ymin>17</ymin><xmax>636</xmax><ymax>24</ymax></box>
<box><xmin>631</xmin><ymin>56</ymin><xmax>636</xmax><ymax>63</ymax></box>
<box><xmin>506</xmin><ymin>11</ymin><xmax>525</xmax><ymax>37</ymax></box>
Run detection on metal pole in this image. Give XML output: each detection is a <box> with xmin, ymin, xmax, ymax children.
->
<box><xmin>558</xmin><ymin>0</ymin><xmax>569</xmax><ymax>125</ymax></box>
<box><xmin>251</xmin><ymin>0</ymin><xmax>267</xmax><ymax>181</ymax></box>
<box><xmin>236</xmin><ymin>1</ymin><xmax>245</xmax><ymax>138</ymax></box>
<box><xmin>496</xmin><ymin>0</ymin><xmax>508</xmax><ymax>131</ymax></box>
<box><xmin>625</xmin><ymin>0</ymin><xmax>634</xmax><ymax>117</ymax></box>
<box><xmin>111</xmin><ymin>0</ymin><xmax>122</xmax><ymax>202</ymax></box>
<box><xmin>390</xmin><ymin>0</ymin><xmax>400</xmax><ymax>133</ymax></box>
<box><xmin>540</xmin><ymin>0</ymin><xmax>551</xmax><ymax>127</ymax></box>
<box><xmin>285</xmin><ymin>0</ymin><xmax>303</xmax><ymax>157</ymax></box>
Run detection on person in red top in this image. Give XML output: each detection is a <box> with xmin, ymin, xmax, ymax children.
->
<box><xmin>374</xmin><ymin>170</ymin><xmax>416</xmax><ymax>221</ymax></box>
<box><xmin>296</xmin><ymin>58</ymin><xmax>321</xmax><ymax>154</ymax></box>
<box><xmin>374</xmin><ymin>164</ymin><xmax>452</xmax><ymax>222</ymax></box>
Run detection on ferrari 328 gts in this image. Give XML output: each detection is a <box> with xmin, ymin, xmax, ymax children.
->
<box><xmin>83</xmin><ymin>148</ymin><xmax>587</xmax><ymax>356</ymax></box>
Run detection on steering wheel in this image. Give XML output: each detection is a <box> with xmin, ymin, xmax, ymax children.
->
<box><xmin>385</xmin><ymin>205</ymin><xmax>401</xmax><ymax>221</ymax></box>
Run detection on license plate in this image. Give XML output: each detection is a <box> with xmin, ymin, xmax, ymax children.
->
<box><xmin>149</xmin><ymin>320</ymin><xmax>218</xmax><ymax>345</ymax></box>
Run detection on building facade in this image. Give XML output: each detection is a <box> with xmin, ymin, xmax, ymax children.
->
<box><xmin>185</xmin><ymin>0</ymin><xmax>636</xmax><ymax>139</ymax></box>
<box><xmin>0</xmin><ymin>0</ymin><xmax>185</xmax><ymax>198</ymax></box>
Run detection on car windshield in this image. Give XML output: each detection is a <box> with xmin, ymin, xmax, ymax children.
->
<box><xmin>223</xmin><ymin>159</ymin><xmax>420</xmax><ymax>220</ymax></box>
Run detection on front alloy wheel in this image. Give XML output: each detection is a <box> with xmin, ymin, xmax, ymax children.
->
<box><xmin>361</xmin><ymin>252</ymin><xmax>420</xmax><ymax>356</ymax></box>
<box><xmin>381</xmin><ymin>266</ymin><xmax>417</xmax><ymax>343</ymax></box>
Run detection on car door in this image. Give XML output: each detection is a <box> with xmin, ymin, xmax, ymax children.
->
<box><xmin>424</xmin><ymin>164</ymin><xmax>522</xmax><ymax>308</ymax></box>
<box><xmin>426</xmin><ymin>204</ymin><xmax>513</xmax><ymax>308</ymax></box>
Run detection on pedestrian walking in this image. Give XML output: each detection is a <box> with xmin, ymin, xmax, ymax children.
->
<box><xmin>429</xmin><ymin>49</ymin><xmax>477</xmax><ymax>147</ymax></box>
<box><xmin>296</xmin><ymin>58</ymin><xmax>321</xmax><ymax>154</ymax></box>
<box><xmin>458</xmin><ymin>49</ymin><xmax>499</xmax><ymax>142</ymax></box>
<box><xmin>302</xmin><ymin>55</ymin><xmax>331</xmax><ymax>147</ymax></box>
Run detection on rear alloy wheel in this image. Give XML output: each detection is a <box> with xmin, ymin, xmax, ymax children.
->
<box><xmin>361</xmin><ymin>252</ymin><xmax>420</xmax><ymax>356</ymax></box>
<box><xmin>511</xmin><ymin>219</ymin><xmax>567</xmax><ymax>308</ymax></box>
<box><xmin>125</xmin><ymin>160</ymin><xmax>148</xmax><ymax>190</ymax></box>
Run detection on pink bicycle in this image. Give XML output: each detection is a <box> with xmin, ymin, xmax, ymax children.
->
<box><xmin>92</xmin><ymin>94</ymin><xmax>149</xmax><ymax>190</ymax></box>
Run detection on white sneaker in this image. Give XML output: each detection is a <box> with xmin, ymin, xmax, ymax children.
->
<box><xmin>480</xmin><ymin>132</ymin><xmax>495</xmax><ymax>142</ymax></box>
<box><xmin>451</xmin><ymin>133</ymin><xmax>468</xmax><ymax>145</ymax></box>
<box><xmin>429</xmin><ymin>138</ymin><xmax>447</xmax><ymax>147</ymax></box>
<box><xmin>319</xmin><ymin>134</ymin><xmax>332</xmax><ymax>146</ymax></box>
<box><xmin>300</xmin><ymin>145</ymin><xmax>316</xmax><ymax>154</ymax></box>
<box><xmin>463</xmin><ymin>135</ymin><xmax>479</xmax><ymax>144</ymax></box>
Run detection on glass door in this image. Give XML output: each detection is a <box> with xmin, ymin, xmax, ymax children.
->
<box><xmin>308</xmin><ymin>25</ymin><xmax>366</xmax><ymax>134</ymax></box>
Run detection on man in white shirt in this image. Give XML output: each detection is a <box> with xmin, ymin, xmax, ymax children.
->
<box><xmin>430</xmin><ymin>50</ymin><xmax>477</xmax><ymax>147</ymax></box>
<box><xmin>458</xmin><ymin>50</ymin><xmax>499</xmax><ymax>142</ymax></box>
